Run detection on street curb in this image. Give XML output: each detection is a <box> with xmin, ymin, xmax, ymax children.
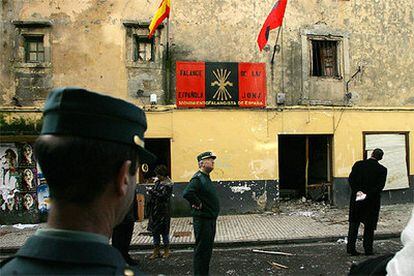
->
<box><xmin>0</xmin><ymin>232</ymin><xmax>400</xmax><ymax>254</ymax></box>
<box><xmin>130</xmin><ymin>232</ymin><xmax>400</xmax><ymax>250</ymax></box>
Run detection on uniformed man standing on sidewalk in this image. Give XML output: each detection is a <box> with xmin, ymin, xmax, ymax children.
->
<box><xmin>183</xmin><ymin>151</ymin><xmax>220</xmax><ymax>276</ymax></box>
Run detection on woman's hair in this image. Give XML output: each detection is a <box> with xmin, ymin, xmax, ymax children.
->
<box><xmin>154</xmin><ymin>164</ymin><xmax>168</xmax><ymax>177</ymax></box>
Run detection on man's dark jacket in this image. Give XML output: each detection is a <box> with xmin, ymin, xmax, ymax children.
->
<box><xmin>348</xmin><ymin>158</ymin><xmax>387</xmax><ymax>229</ymax></box>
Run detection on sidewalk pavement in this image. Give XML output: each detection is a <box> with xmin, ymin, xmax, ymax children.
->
<box><xmin>1</xmin><ymin>203</ymin><xmax>413</xmax><ymax>252</ymax></box>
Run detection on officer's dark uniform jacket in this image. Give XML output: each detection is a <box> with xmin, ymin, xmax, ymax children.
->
<box><xmin>0</xmin><ymin>229</ymin><xmax>139</xmax><ymax>275</ymax></box>
<box><xmin>183</xmin><ymin>171</ymin><xmax>220</xmax><ymax>218</ymax></box>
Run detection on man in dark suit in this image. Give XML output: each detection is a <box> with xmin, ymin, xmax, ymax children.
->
<box><xmin>347</xmin><ymin>148</ymin><xmax>387</xmax><ymax>256</ymax></box>
<box><xmin>1</xmin><ymin>87</ymin><xmax>155</xmax><ymax>275</ymax></box>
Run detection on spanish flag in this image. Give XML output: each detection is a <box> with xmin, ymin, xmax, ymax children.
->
<box><xmin>148</xmin><ymin>0</ymin><xmax>171</xmax><ymax>38</ymax></box>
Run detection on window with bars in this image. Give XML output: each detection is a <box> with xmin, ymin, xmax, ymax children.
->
<box><xmin>24</xmin><ymin>36</ymin><xmax>45</xmax><ymax>62</ymax></box>
<box><xmin>134</xmin><ymin>35</ymin><xmax>154</xmax><ymax>62</ymax></box>
<box><xmin>311</xmin><ymin>40</ymin><xmax>338</xmax><ymax>77</ymax></box>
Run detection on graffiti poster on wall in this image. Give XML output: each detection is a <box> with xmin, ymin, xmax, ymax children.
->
<box><xmin>0</xmin><ymin>144</ymin><xmax>19</xmax><ymax>211</ymax></box>
<box><xmin>0</xmin><ymin>142</ymin><xmax>49</xmax><ymax>224</ymax></box>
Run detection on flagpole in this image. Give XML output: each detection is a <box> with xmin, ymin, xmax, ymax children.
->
<box><xmin>270</xmin><ymin>27</ymin><xmax>282</xmax><ymax>65</ymax></box>
<box><xmin>281</xmin><ymin>23</ymin><xmax>284</xmax><ymax>94</ymax></box>
<box><xmin>166</xmin><ymin>16</ymin><xmax>171</xmax><ymax>104</ymax></box>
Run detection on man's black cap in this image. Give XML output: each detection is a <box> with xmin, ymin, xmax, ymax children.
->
<box><xmin>197</xmin><ymin>151</ymin><xmax>217</xmax><ymax>162</ymax></box>
<box><xmin>40</xmin><ymin>87</ymin><xmax>156</xmax><ymax>163</ymax></box>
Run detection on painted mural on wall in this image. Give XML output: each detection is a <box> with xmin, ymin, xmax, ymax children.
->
<box><xmin>0</xmin><ymin>142</ymin><xmax>50</xmax><ymax>224</ymax></box>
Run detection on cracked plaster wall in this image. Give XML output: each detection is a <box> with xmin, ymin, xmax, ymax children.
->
<box><xmin>1</xmin><ymin>0</ymin><xmax>413</xmax><ymax>107</ymax></box>
<box><xmin>170</xmin><ymin>0</ymin><xmax>414</xmax><ymax>106</ymax></box>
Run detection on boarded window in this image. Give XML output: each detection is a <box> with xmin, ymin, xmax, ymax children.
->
<box><xmin>134</xmin><ymin>35</ymin><xmax>154</xmax><ymax>62</ymax></box>
<box><xmin>365</xmin><ymin>133</ymin><xmax>409</xmax><ymax>190</ymax></box>
<box><xmin>24</xmin><ymin>36</ymin><xmax>45</xmax><ymax>62</ymax></box>
<box><xmin>311</xmin><ymin>40</ymin><xmax>338</xmax><ymax>77</ymax></box>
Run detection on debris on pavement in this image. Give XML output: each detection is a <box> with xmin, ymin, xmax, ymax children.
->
<box><xmin>253</xmin><ymin>249</ymin><xmax>294</xmax><ymax>256</ymax></box>
<box><xmin>138</xmin><ymin>231</ymin><xmax>152</xmax><ymax>236</ymax></box>
<box><xmin>268</xmin><ymin>261</ymin><xmax>288</xmax><ymax>269</ymax></box>
<box><xmin>12</xmin><ymin>224</ymin><xmax>38</xmax><ymax>230</ymax></box>
<box><xmin>336</xmin><ymin>237</ymin><xmax>348</xmax><ymax>244</ymax></box>
<box><xmin>173</xmin><ymin>231</ymin><xmax>192</xmax><ymax>237</ymax></box>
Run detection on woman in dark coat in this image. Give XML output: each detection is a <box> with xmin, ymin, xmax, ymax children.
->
<box><xmin>147</xmin><ymin>165</ymin><xmax>173</xmax><ymax>259</ymax></box>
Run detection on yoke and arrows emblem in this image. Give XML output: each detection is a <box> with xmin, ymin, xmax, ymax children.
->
<box><xmin>211</xmin><ymin>69</ymin><xmax>233</xmax><ymax>101</ymax></box>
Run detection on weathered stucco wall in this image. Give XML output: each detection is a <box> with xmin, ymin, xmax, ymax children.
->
<box><xmin>1</xmin><ymin>0</ymin><xmax>169</xmax><ymax>107</ymax></box>
<box><xmin>170</xmin><ymin>0</ymin><xmax>414</xmax><ymax>106</ymax></box>
<box><xmin>145</xmin><ymin>107</ymin><xmax>414</xmax><ymax>211</ymax></box>
<box><xmin>145</xmin><ymin>108</ymin><xmax>414</xmax><ymax>182</ymax></box>
<box><xmin>1</xmin><ymin>0</ymin><xmax>413</xmax><ymax>107</ymax></box>
<box><xmin>1</xmin><ymin>107</ymin><xmax>413</xmax><ymax>216</ymax></box>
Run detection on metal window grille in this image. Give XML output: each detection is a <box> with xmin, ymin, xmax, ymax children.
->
<box><xmin>311</xmin><ymin>40</ymin><xmax>338</xmax><ymax>77</ymax></box>
<box><xmin>134</xmin><ymin>35</ymin><xmax>154</xmax><ymax>62</ymax></box>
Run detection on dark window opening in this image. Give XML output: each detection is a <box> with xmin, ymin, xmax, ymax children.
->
<box><xmin>138</xmin><ymin>138</ymin><xmax>171</xmax><ymax>183</ymax></box>
<box><xmin>134</xmin><ymin>35</ymin><xmax>154</xmax><ymax>62</ymax></box>
<box><xmin>311</xmin><ymin>40</ymin><xmax>338</xmax><ymax>77</ymax></box>
<box><xmin>24</xmin><ymin>36</ymin><xmax>45</xmax><ymax>62</ymax></box>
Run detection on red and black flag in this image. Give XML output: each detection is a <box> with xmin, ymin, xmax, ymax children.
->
<box><xmin>257</xmin><ymin>0</ymin><xmax>288</xmax><ymax>51</ymax></box>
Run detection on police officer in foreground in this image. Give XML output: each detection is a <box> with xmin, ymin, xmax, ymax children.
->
<box><xmin>183</xmin><ymin>151</ymin><xmax>220</xmax><ymax>276</ymax></box>
<box><xmin>0</xmin><ymin>87</ymin><xmax>155</xmax><ymax>275</ymax></box>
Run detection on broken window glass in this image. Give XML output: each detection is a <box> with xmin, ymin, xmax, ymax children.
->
<box><xmin>134</xmin><ymin>35</ymin><xmax>154</xmax><ymax>62</ymax></box>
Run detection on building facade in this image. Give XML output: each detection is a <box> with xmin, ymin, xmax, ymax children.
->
<box><xmin>1</xmin><ymin>0</ymin><xmax>413</xmax><ymax>222</ymax></box>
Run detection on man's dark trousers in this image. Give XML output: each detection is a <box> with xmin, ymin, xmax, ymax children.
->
<box><xmin>347</xmin><ymin>221</ymin><xmax>375</xmax><ymax>254</ymax></box>
<box><xmin>193</xmin><ymin>217</ymin><xmax>216</xmax><ymax>276</ymax></box>
<box><xmin>112</xmin><ymin>221</ymin><xmax>134</xmax><ymax>259</ymax></box>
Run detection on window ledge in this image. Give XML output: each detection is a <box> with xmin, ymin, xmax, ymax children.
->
<box><xmin>13</xmin><ymin>20</ymin><xmax>52</xmax><ymax>28</ymax></box>
<box><xmin>14</xmin><ymin>62</ymin><xmax>52</xmax><ymax>69</ymax></box>
<box><xmin>122</xmin><ymin>20</ymin><xmax>164</xmax><ymax>29</ymax></box>
<box><xmin>126</xmin><ymin>61</ymin><xmax>163</xmax><ymax>70</ymax></box>
<box><xmin>309</xmin><ymin>76</ymin><xmax>343</xmax><ymax>81</ymax></box>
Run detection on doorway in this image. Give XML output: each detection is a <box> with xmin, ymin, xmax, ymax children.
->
<box><xmin>138</xmin><ymin>138</ymin><xmax>171</xmax><ymax>183</ymax></box>
<box><xmin>278</xmin><ymin>135</ymin><xmax>332</xmax><ymax>201</ymax></box>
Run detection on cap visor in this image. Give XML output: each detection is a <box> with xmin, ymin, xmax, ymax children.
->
<box><xmin>201</xmin><ymin>155</ymin><xmax>216</xmax><ymax>160</ymax></box>
<box><xmin>138</xmin><ymin>147</ymin><xmax>157</xmax><ymax>164</ymax></box>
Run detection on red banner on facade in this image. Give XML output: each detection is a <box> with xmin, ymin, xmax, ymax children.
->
<box><xmin>176</xmin><ymin>61</ymin><xmax>266</xmax><ymax>108</ymax></box>
<box><xmin>238</xmin><ymin>63</ymin><xmax>267</xmax><ymax>107</ymax></box>
<box><xmin>176</xmin><ymin>62</ymin><xmax>206</xmax><ymax>107</ymax></box>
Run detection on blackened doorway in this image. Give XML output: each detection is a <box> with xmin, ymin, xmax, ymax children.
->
<box><xmin>278</xmin><ymin>135</ymin><xmax>332</xmax><ymax>201</ymax></box>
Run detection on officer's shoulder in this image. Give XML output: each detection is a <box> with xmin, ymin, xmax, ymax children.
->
<box><xmin>191</xmin><ymin>171</ymin><xmax>203</xmax><ymax>180</ymax></box>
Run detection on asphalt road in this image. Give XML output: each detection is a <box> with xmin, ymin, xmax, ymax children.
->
<box><xmin>132</xmin><ymin>238</ymin><xmax>402</xmax><ymax>275</ymax></box>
